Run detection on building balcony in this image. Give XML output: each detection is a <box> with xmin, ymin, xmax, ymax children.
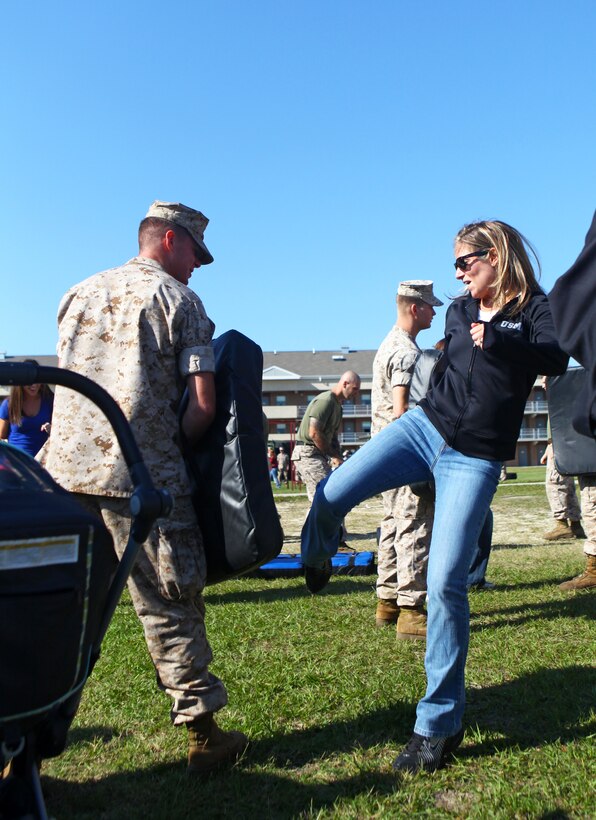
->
<box><xmin>339</xmin><ymin>432</ymin><xmax>371</xmax><ymax>444</ymax></box>
<box><xmin>524</xmin><ymin>400</ymin><xmax>548</xmax><ymax>413</ymax></box>
<box><xmin>263</xmin><ymin>405</ymin><xmax>299</xmax><ymax>419</ymax></box>
<box><xmin>298</xmin><ymin>404</ymin><xmax>371</xmax><ymax>418</ymax></box>
<box><xmin>518</xmin><ymin>427</ymin><xmax>548</xmax><ymax>441</ymax></box>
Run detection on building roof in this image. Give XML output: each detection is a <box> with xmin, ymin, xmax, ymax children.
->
<box><xmin>1</xmin><ymin>349</ymin><xmax>376</xmax><ymax>398</ymax></box>
<box><xmin>262</xmin><ymin>349</ymin><xmax>374</xmax><ymax>379</ymax></box>
<box><xmin>0</xmin><ymin>354</ymin><xmax>58</xmax><ymax>367</ymax></box>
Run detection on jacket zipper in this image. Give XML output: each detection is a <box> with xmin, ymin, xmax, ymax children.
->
<box><xmin>450</xmin><ymin>300</ymin><xmax>481</xmax><ymax>445</ymax></box>
<box><xmin>451</xmin><ymin>346</ymin><xmax>476</xmax><ymax>445</ymax></box>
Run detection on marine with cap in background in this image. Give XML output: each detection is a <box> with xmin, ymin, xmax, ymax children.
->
<box><xmin>44</xmin><ymin>201</ymin><xmax>248</xmax><ymax>774</ymax></box>
<box><xmin>371</xmin><ymin>280</ymin><xmax>443</xmax><ymax>639</ymax></box>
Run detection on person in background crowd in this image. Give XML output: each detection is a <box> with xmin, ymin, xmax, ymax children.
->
<box><xmin>0</xmin><ymin>359</ymin><xmax>53</xmax><ymax>456</ymax></box>
<box><xmin>372</xmin><ymin>280</ymin><xmax>443</xmax><ymax>640</ymax></box>
<box><xmin>540</xmin><ymin>377</ymin><xmax>585</xmax><ymax>541</ymax></box>
<box><xmin>301</xmin><ymin>220</ymin><xmax>568</xmax><ymax>772</ymax></box>
<box><xmin>291</xmin><ymin>371</ymin><xmax>360</xmax><ymax>504</ymax></box>
<box><xmin>541</xmin><ymin>445</ymin><xmax>585</xmax><ymax>541</ymax></box>
<box><xmin>292</xmin><ymin>370</ymin><xmax>360</xmax><ymax>590</ymax></box>
<box><xmin>277</xmin><ymin>445</ymin><xmax>290</xmax><ymax>483</ymax></box>
<box><xmin>269</xmin><ymin>445</ymin><xmax>281</xmax><ymax>488</ymax></box>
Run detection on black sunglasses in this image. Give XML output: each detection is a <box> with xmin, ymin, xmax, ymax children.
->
<box><xmin>454</xmin><ymin>249</ymin><xmax>490</xmax><ymax>271</ymax></box>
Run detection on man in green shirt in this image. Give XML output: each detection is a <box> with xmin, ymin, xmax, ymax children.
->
<box><xmin>292</xmin><ymin>370</ymin><xmax>361</xmax><ymax>502</ymax></box>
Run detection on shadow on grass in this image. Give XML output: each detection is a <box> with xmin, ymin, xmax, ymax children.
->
<box><xmin>44</xmin><ymin>702</ymin><xmax>411</xmax><ymax>819</ymax></box>
<box><xmin>464</xmin><ymin>664</ymin><xmax>596</xmax><ymax>756</ymax></box>
<box><xmin>65</xmin><ymin>725</ymin><xmax>125</xmax><ymax>745</ymax></box>
<box><xmin>205</xmin><ymin>577</ymin><xmax>375</xmax><ymax>604</ymax></box>
<box><xmin>346</xmin><ymin>530</ymin><xmax>378</xmax><ymax>539</ymax></box>
<box><xmin>474</xmin><ymin>578</ymin><xmax>562</xmax><ymax>592</ymax></box>
<box><xmin>42</xmin><ymin>765</ymin><xmax>398</xmax><ymax>820</ymax></box>
<box><xmin>470</xmin><ymin>592</ymin><xmax>595</xmax><ymax>632</ymax></box>
<box><xmin>42</xmin><ymin>665</ymin><xmax>594</xmax><ymax>818</ymax></box>
<box><xmin>491</xmin><ymin>542</ymin><xmax>545</xmax><ymax>552</ymax></box>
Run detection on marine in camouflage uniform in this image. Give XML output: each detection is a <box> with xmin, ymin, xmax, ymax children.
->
<box><xmin>44</xmin><ymin>201</ymin><xmax>247</xmax><ymax>772</ymax></box>
<box><xmin>542</xmin><ymin>443</ymin><xmax>583</xmax><ymax>539</ymax></box>
<box><xmin>372</xmin><ymin>281</ymin><xmax>442</xmax><ymax>637</ymax></box>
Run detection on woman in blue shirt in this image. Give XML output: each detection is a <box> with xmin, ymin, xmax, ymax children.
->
<box><xmin>0</xmin><ymin>361</ymin><xmax>53</xmax><ymax>456</ymax></box>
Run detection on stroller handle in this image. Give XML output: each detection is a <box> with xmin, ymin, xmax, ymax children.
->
<box><xmin>0</xmin><ymin>361</ymin><xmax>173</xmax><ymax>650</ymax></box>
<box><xmin>0</xmin><ymin>362</ymin><xmax>172</xmax><ymax>532</ymax></box>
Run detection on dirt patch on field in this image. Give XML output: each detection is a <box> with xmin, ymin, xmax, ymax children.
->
<box><xmin>276</xmin><ymin>482</ymin><xmax>553</xmax><ymax>554</ymax></box>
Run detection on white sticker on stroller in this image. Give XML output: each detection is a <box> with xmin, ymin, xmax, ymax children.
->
<box><xmin>0</xmin><ymin>535</ymin><xmax>79</xmax><ymax>570</ymax></box>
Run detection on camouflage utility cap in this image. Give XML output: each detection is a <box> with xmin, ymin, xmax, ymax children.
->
<box><xmin>397</xmin><ymin>280</ymin><xmax>443</xmax><ymax>306</ymax></box>
<box><xmin>145</xmin><ymin>200</ymin><xmax>214</xmax><ymax>265</ymax></box>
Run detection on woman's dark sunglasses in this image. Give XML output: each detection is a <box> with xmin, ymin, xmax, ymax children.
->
<box><xmin>454</xmin><ymin>249</ymin><xmax>490</xmax><ymax>271</ymax></box>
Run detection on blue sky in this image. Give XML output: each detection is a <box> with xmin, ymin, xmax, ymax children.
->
<box><xmin>2</xmin><ymin>0</ymin><xmax>595</xmax><ymax>357</ymax></box>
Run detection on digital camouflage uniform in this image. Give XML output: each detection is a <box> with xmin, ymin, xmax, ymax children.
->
<box><xmin>44</xmin><ymin>256</ymin><xmax>227</xmax><ymax>724</ymax></box>
<box><xmin>292</xmin><ymin>390</ymin><xmax>342</xmax><ymax>502</ymax></box>
<box><xmin>544</xmin><ymin>449</ymin><xmax>582</xmax><ymax>522</ymax></box>
<box><xmin>372</xmin><ymin>326</ymin><xmax>431</xmax><ymax>607</ymax></box>
<box><xmin>578</xmin><ymin>476</ymin><xmax>596</xmax><ymax>557</ymax></box>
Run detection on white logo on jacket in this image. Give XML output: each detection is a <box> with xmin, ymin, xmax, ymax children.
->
<box><xmin>500</xmin><ymin>320</ymin><xmax>522</xmax><ymax>330</ymax></box>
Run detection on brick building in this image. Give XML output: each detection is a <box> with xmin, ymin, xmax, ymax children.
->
<box><xmin>1</xmin><ymin>350</ymin><xmax>551</xmax><ymax>466</ymax></box>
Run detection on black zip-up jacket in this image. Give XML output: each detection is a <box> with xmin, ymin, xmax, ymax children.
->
<box><xmin>419</xmin><ymin>291</ymin><xmax>569</xmax><ymax>461</ymax></box>
<box><xmin>550</xmin><ymin>210</ymin><xmax>596</xmax><ymax>438</ymax></box>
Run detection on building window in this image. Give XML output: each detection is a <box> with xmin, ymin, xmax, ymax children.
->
<box><xmin>262</xmin><ymin>394</ymin><xmax>270</xmax><ymax>406</ymax></box>
<box><xmin>276</xmin><ymin>423</ymin><xmax>288</xmax><ymax>434</ymax></box>
<box><xmin>306</xmin><ymin>394</ymin><xmax>317</xmax><ymax>403</ymax></box>
<box><xmin>362</xmin><ymin>421</ymin><xmax>371</xmax><ymax>433</ymax></box>
<box><xmin>361</xmin><ymin>393</ymin><xmax>371</xmax><ymax>405</ymax></box>
<box><xmin>275</xmin><ymin>395</ymin><xmax>287</xmax><ymax>406</ymax></box>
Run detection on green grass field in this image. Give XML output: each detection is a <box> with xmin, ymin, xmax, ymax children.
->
<box><xmin>41</xmin><ymin>480</ymin><xmax>595</xmax><ymax>819</ymax></box>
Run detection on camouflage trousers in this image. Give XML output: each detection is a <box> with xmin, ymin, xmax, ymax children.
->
<box><xmin>377</xmin><ymin>484</ymin><xmax>433</xmax><ymax>607</ymax></box>
<box><xmin>545</xmin><ymin>451</ymin><xmax>581</xmax><ymax>521</ymax></box>
<box><xmin>578</xmin><ymin>476</ymin><xmax>596</xmax><ymax>556</ymax></box>
<box><xmin>292</xmin><ymin>444</ymin><xmax>331</xmax><ymax>502</ymax></box>
<box><xmin>74</xmin><ymin>493</ymin><xmax>227</xmax><ymax>725</ymax></box>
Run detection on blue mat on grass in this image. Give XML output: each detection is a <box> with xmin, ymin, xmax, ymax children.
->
<box><xmin>252</xmin><ymin>551</ymin><xmax>375</xmax><ymax>578</ymax></box>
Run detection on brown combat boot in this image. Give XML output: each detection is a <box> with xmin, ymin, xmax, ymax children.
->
<box><xmin>187</xmin><ymin>713</ymin><xmax>248</xmax><ymax>775</ymax></box>
<box><xmin>396</xmin><ymin>605</ymin><xmax>427</xmax><ymax>640</ymax></box>
<box><xmin>544</xmin><ymin>519</ymin><xmax>574</xmax><ymax>541</ymax></box>
<box><xmin>569</xmin><ymin>520</ymin><xmax>586</xmax><ymax>539</ymax></box>
<box><xmin>375</xmin><ymin>598</ymin><xmax>399</xmax><ymax>627</ymax></box>
<box><xmin>559</xmin><ymin>554</ymin><xmax>596</xmax><ymax>591</ymax></box>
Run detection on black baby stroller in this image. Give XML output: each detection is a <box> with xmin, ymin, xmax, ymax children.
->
<box><xmin>0</xmin><ymin>362</ymin><xmax>172</xmax><ymax>820</ymax></box>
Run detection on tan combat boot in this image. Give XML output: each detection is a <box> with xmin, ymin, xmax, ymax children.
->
<box><xmin>187</xmin><ymin>713</ymin><xmax>248</xmax><ymax>775</ymax></box>
<box><xmin>396</xmin><ymin>605</ymin><xmax>427</xmax><ymax>640</ymax></box>
<box><xmin>559</xmin><ymin>554</ymin><xmax>596</xmax><ymax>591</ymax></box>
<box><xmin>375</xmin><ymin>598</ymin><xmax>399</xmax><ymax>627</ymax></box>
<box><xmin>544</xmin><ymin>520</ymin><xmax>573</xmax><ymax>541</ymax></box>
<box><xmin>569</xmin><ymin>520</ymin><xmax>586</xmax><ymax>539</ymax></box>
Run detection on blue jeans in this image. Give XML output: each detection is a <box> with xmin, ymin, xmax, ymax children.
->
<box><xmin>467</xmin><ymin>509</ymin><xmax>494</xmax><ymax>587</ymax></box>
<box><xmin>301</xmin><ymin>407</ymin><xmax>501</xmax><ymax>737</ymax></box>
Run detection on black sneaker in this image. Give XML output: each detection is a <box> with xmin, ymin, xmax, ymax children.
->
<box><xmin>469</xmin><ymin>579</ymin><xmax>496</xmax><ymax>591</ymax></box>
<box><xmin>392</xmin><ymin>729</ymin><xmax>464</xmax><ymax>773</ymax></box>
<box><xmin>304</xmin><ymin>559</ymin><xmax>332</xmax><ymax>593</ymax></box>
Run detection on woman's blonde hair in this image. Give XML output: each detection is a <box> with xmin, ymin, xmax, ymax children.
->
<box><xmin>455</xmin><ymin>220</ymin><xmax>542</xmax><ymax>314</ymax></box>
<box><xmin>7</xmin><ymin>360</ymin><xmax>52</xmax><ymax>426</ymax></box>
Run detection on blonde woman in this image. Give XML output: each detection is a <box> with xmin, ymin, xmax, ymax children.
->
<box><xmin>0</xmin><ymin>360</ymin><xmax>53</xmax><ymax>456</ymax></box>
<box><xmin>301</xmin><ymin>220</ymin><xmax>568</xmax><ymax>772</ymax></box>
